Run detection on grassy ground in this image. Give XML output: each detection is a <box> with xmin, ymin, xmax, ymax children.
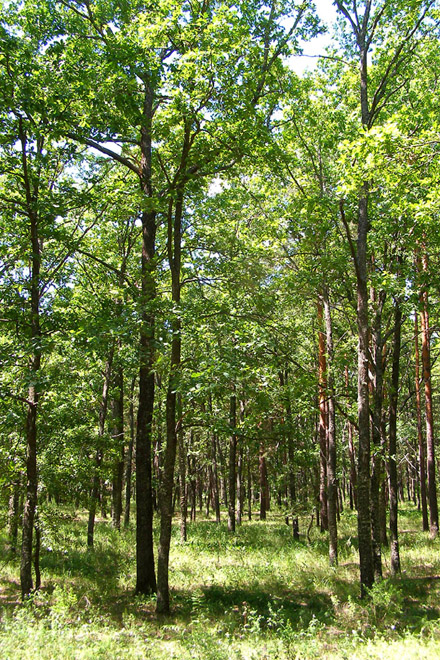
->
<box><xmin>1</xmin><ymin>503</ymin><xmax>440</xmax><ymax>659</ymax></box>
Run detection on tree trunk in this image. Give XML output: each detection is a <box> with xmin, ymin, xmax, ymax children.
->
<box><xmin>324</xmin><ymin>290</ymin><xmax>338</xmax><ymax>566</ymax></box>
<box><xmin>20</xmin><ymin>124</ymin><xmax>41</xmax><ymax>599</ymax></box>
<box><xmin>317</xmin><ymin>299</ymin><xmax>328</xmax><ymax>532</ymax></box>
<box><xmin>228</xmin><ymin>391</ymin><xmax>237</xmax><ymax>532</ymax></box>
<box><xmin>259</xmin><ymin>440</ymin><xmax>269</xmax><ymax>521</ymax></box>
<box><xmin>236</xmin><ymin>400</ymin><xmax>245</xmax><ymax>526</ymax></box>
<box><xmin>212</xmin><ymin>433</ymin><xmax>221</xmax><ymax>523</ymax></box>
<box><xmin>370</xmin><ymin>289</ymin><xmax>386</xmax><ymax>580</ymax></box>
<box><xmin>346</xmin><ymin>365</ymin><xmax>357</xmax><ymax>510</ymax></box>
<box><xmin>124</xmin><ymin>376</ymin><xmax>136</xmax><ymax>529</ymax></box>
<box><xmin>420</xmin><ymin>286</ymin><xmax>439</xmax><ymax>538</ymax></box>
<box><xmin>178</xmin><ymin>396</ymin><xmax>188</xmax><ymax>542</ymax></box>
<box><xmin>135</xmin><ymin>83</ymin><xmax>157</xmax><ymax>595</ymax></box>
<box><xmin>415</xmin><ymin>314</ymin><xmax>429</xmax><ymax>532</ymax></box>
<box><xmin>156</xmin><ymin>178</ymin><xmax>185</xmax><ymax>613</ymax></box>
<box><xmin>87</xmin><ymin>346</ymin><xmax>114</xmax><ymax>548</ymax></box>
<box><xmin>111</xmin><ymin>364</ymin><xmax>124</xmax><ymax>531</ymax></box>
<box><xmin>389</xmin><ymin>300</ymin><xmax>402</xmax><ymax>575</ymax></box>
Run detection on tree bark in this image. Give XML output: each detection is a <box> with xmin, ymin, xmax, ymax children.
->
<box><xmin>178</xmin><ymin>395</ymin><xmax>188</xmax><ymax>542</ymax></box>
<box><xmin>259</xmin><ymin>440</ymin><xmax>269</xmax><ymax>520</ymax></box>
<box><xmin>135</xmin><ymin>83</ymin><xmax>157</xmax><ymax>595</ymax></box>
<box><xmin>370</xmin><ymin>289</ymin><xmax>386</xmax><ymax>580</ymax></box>
<box><xmin>317</xmin><ymin>299</ymin><xmax>328</xmax><ymax>532</ymax></box>
<box><xmin>420</xmin><ymin>279</ymin><xmax>439</xmax><ymax>538</ymax></box>
<box><xmin>389</xmin><ymin>300</ymin><xmax>402</xmax><ymax>575</ymax></box>
<box><xmin>324</xmin><ymin>290</ymin><xmax>338</xmax><ymax>566</ymax></box>
<box><xmin>156</xmin><ymin>180</ymin><xmax>185</xmax><ymax>613</ymax></box>
<box><xmin>414</xmin><ymin>314</ymin><xmax>429</xmax><ymax>532</ymax></box>
<box><xmin>19</xmin><ymin>124</ymin><xmax>41</xmax><ymax>599</ymax></box>
<box><xmin>228</xmin><ymin>391</ymin><xmax>237</xmax><ymax>532</ymax></box>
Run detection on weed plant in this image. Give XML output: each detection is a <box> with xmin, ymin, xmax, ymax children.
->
<box><xmin>0</xmin><ymin>503</ymin><xmax>439</xmax><ymax>658</ymax></box>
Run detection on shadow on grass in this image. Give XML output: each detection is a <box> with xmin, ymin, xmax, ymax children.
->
<box><xmin>399</xmin><ymin>575</ymin><xmax>440</xmax><ymax>631</ymax></box>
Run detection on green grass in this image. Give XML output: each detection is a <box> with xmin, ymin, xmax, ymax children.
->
<box><xmin>1</xmin><ymin>503</ymin><xmax>440</xmax><ymax>658</ymax></box>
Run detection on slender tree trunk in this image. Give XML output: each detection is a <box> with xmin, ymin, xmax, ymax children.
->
<box><xmin>135</xmin><ymin>81</ymin><xmax>158</xmax><ymax>595</ymax></box>
<box><xmin>346</xmin><ymin>365</ymin><xmax>357</xmax><ymax>510</ymax></box>
<box><xmin>20</xmin><ymin>124</ymin><xmax>41</xmax><ymax>599</ymax></box>
<box><xmin>389</xmin><ymin>300</ymin><xmax>402</xmax><ymax>575</ymax></box>
<box><xmin>317</xmin><ymin>299</ymin><xmax>328</xmax><ymax>532</ymax></box>
<box><xmin>335</xmin><ymin>4</ymin><xmax>376</xmax><ymax>595</ymax></box>
<box><xmin>259</xmin><ymin>440</ymin><xmax>269</xmax><ymax>520</ymax></box>
<box><xmin>415</xmin><ymin>314</ymin><xmax>429</xmax><ymax>532</ymax></box>
<box><xmin>236</xmin><ymin>400</ymin><xmax>245</xmax><ymax>526</ymax></box>
<box><xmin>370</xmin><ymin>289</ymin><xmax>386</xmax><ymax>580</ymax></box>
<box><xmin>124</xmin><ymin>377</ymin><xmax>136</xmax><ymax>528</ymax></box>
<box><xmin>112</xmin><ymin>364</ymin><xmax>124</xmax><ymax>531</ymax></box>
<box><xmin>228</xmin><ymin>391</ymin><xmax>237</xmax><ymax>532</ymax></box>
<box><xmin>324</xmin><ymin>290</ymin><xmax>337</xmax><ymax>566</ymax></box>
<box><xmin>88</xmin><ymin>346</ymin><xmax>114</xmax><ymax>548</ymax></box>
<box><xmin>356</xmin><ymin>190</ymin><xmax>374</xmax><ymax>595</ymax></box>
<box><xmin>247</xmin><ymin>445</ymin><xmax>252</xmax><ymax>521</ymax></box>
<box><xmin>420</xmin><ymin>286</ymin><xmax>439</xmax><ymax>538</ymax></box>
<box><xmin>156</xmin><ymin>178</ymin><xmax>185</xmax><ymax>613</ymax></box>
<box><xmin>418</xmin><ymin>246</ymin><xmax>439</xmax><ymax>538</ymax></box>
<box><xmin>178</xmin><ymin>396</ymin><xmax>188</xmax><ymax>542</ymax></box>
<box><xmin>212</xmin><ymin>433</ymin><xmax>221</xmax><ymax>523</ymax></box>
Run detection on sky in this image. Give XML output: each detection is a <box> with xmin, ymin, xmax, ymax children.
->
<box><xmin>289</xmin><ymin>0</ymin><xmax>339</xmax><ymax>75</ymax></box>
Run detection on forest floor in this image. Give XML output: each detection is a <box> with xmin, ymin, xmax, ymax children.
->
<box><xmin>0</xmin><ymin>504</ymin><xmax>440</xmax><ymax>659</ymax></box>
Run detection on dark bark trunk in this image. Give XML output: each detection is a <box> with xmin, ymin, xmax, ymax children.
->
<box><xmin>236</xmin><ymin>400</ymin><xmax>245</xmax><ymax>526</ymax></box>
<box><xmin>317</xmin><ymin>299</ymin><xmax>328</xmax><ymax>532</ymax></box>
<box><xmin>259</xmin><ymin>441</ymin><xmax>269</xmax><ymax>520</ymax></box>
<box><xmin>135</xmin><ymin>83</ymin><xmax>157</xmax><ymax>595</ymax></box>
<box><xmin>420</xmin><ymin>284</ymin><xmax>439</xmax><ymax>538</ymax></box>
<box><xmin>389</xmin><ymin>300</ymin><xmax>402</xmax><ymax>575</ymax></box>
<box><xmin>370</xmin><ymin>289</ymin><xmax>386</xmax><ymax>580</ymax></box>
<box><xmin>356</xmin><ymin>191</ymin><xmax>374</xmax><ymax>595</ymax></box>
<box><xmin>20</xmin><ymin>124</ymin><xmax>41</xmax><ymax>599</ymax></box>
<box><xmin>212</xmin><ymin>433</ymin><xmax>221</xmax><ymax>523</ymax></box>
<box><xmin>228</xmin><ymin>392</ymin><xmax>237</xmax><ymax>532</ymax></box>
<box><xmin>156</xmin><ymin>177</ymin><xmax>185</xmax><ymax>613</ymax></box>
<box><xmin>344</xmin><ymin>365</ymin><xmax>358</xmax><ymax>511</ymax></box>
<box><xmin>415</xmin><ymin>314</ymin><xmax>429</xmax><ymax>532</ymax></box>
<box><xmin>324</xmin><ymin>290</ymin><xmax>338</xmax><ymax>566</ymax></box>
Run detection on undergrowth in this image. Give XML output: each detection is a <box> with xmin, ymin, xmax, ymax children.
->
<box><xmin>1</xmin><ymin>503</ymin><xmax>439</xmax><ymax>659</ymax></box>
